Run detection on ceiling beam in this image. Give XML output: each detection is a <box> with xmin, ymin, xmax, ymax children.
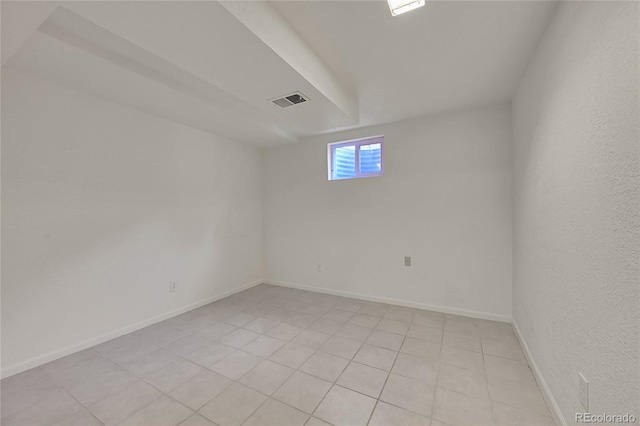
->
<box><xmin>219</xmin><ymin>1</ymin><xmax>359</xmax><ymax>124</ymax></box>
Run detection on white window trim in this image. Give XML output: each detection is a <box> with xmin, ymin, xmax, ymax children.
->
<box><xmin>327</xmin><ymin>135</ymin><xmax>385</xmax><ymax>181</ymax></box>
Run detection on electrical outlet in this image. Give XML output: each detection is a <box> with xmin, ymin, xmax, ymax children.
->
<box><xmin>579</xmin><ymin>372</ymin><xmax>589</xmax><ymax>410</ymax></box>
<box><xmin>169</xmin><ymin>281</ymin><xmax>177</xmax><ymax>293</ymax></box>
<box><xmin>316</xmin><ymin>264</ymin><xmax>323</xmax><ymax>272</ymax></box>
<box><xmin>404</xmin><ymin>256</ymin><xmax>411</xmax><ymax>267</ymax></box>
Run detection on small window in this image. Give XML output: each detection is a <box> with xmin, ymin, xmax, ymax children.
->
<box><xmin>328</xmin><ymin>136</ymin><xmax>384</xmax><ymax>180</ymax></box>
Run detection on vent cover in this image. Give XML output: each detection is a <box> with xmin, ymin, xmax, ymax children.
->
<box><xmin>270</xmin><ymin>92</ymin><xmax>309</xmax><ymax>108</ymax></box>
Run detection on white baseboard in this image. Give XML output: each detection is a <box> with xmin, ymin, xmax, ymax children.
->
<box><xmin>1</xmin><ymin>280</ymin><xmax>263</xmax><ymax>379</ymax></box>
<box><xmin>512</xmin><ymin>319</ymin><xmax>566</xmax><ymax>426</ymax></box>
<box><xmin>264</xmin><ymin>280</ymin><xmax>511</xmax><ymax>323</ymax></box>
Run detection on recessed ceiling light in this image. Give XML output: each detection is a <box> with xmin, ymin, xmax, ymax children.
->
<box><xmin>387</xmin><ymin>0</ymin><xmax>425</xmax><ymax>16</ymax></box>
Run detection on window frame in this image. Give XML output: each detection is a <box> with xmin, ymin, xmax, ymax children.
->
<box><xmin>327</xmin><ymin>135</ymin><xmax>385</xmax><ymax>181</ymax></box>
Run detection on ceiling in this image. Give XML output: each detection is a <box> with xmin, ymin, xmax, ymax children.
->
<box><xmin>2</xmin><ymin>1</ymin><xmax>557</xmax><ymax>147</ymax></box>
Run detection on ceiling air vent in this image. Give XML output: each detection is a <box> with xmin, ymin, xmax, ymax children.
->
<box><xmin>270</xmin><ymin>92</ymin><xmax>309</xmax><ymax>108</ymax></box>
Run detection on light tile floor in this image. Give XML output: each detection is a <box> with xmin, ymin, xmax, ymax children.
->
<box><xmin>1</xmin><ymin>284</ymin><xmax>556</xmax><ymax>426</ymax></box>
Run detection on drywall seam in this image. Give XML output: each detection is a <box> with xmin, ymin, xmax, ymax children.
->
<box><xmin>265</xmin><ymin>280</ymin><xmax>511</xmax><ymax>323</ymax></box>
<box><xmin>0</xmin><ymin>279</ymin><xmax>263</xmax><ymax>379</ymax></box>
<box><xmin>513</xmin><ymin>319</ymin><xmax>567</xmax><ymax>426</ymax></box>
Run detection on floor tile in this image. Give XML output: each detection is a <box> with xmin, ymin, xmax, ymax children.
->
<box><xmin>135</xmin><ymin>324</ymin><xmax>191</xmax><ymax>347</ymax></box>
<box><xmin>492</xmin><ymin>402</ymin><xmax>556</xmax><ymax>426</ymax></box>
<box><xmin>244</xmin><ymin>398</ymin><xmax>310</xmax><ymax>426</ymax></box>
<box><xmin>366</xmin><ymin>330</ymin><xmax>404</xmax><ymax>351</ymax></box>
<box><xmin>243</xmin><ymin>304</ymin><xmax>276</xmax><ymax>317</ymax></box>
<box><xmin>244</xmin><ymin>317</ymin><xmax>280</xmax><ymax>333</ymax></box>
<box><xmin>219</xmin><ymin>329</ymin><xmax>260</xmax><ymax>349</ymax></box>
<box><xmin>300</xmin><ymin>351</ymin><xmax>349</xmax><ymax>382</ymax></box>
<box><xmin>313</xmin><ymin>385</ymin><xmax>376</xmax><ymax>426</ymax></box>
<box><xmin>93</xmin><ymin>334</ymin><xmax>142</xmax><ymax>354</ymax></box>
<box><xmin>437</xmin><ymin>364</ymin><xmax>489</xmax><ymax>400</ymax></box>
<box><xmin>266</xmin><ymin>323</ymin><xmax>305</xmax><ymax>341</ymax></box>
<box><xmin>269</xmin><ymin>343</ymin><xmax>316</xmax><ymax>368</ymax></box>
<box><xmin>239</xmin><ymin>360</ymin><xmax>295</xmax><ymax>395</ymax></box>
<box><xmin>335</xmin><ymin>324</ymin><xmax>373</xmax><ymax>342</ymax></box>
<box><xmin>391</xmin><ymin>353</ymin><xmax>439</xmax><ymax>384</ymax></box>
<box><xmin>320</xmin><ymin>336</ymin><xmax>362</xmax><ymax>359</ymax></box>
<box><xmin>407</xmin><ymin>324</ymin><xmax>443</xmax><ymax>343</ymax></box>
<box><xmin>1</xmin><ymin>368</ymin><xmax>61</xmax><ymax>418</ymax></box>
<box><xmin>87</xmin><ymin>380</ymin><xmax>161</xmax><ymax>424</ymax></box>
<box><xmin>165</xmin><ymin>335</ymin><xmax>212</xmax><ymax>357</ymax></box>
<box><xmin>358</xmin><ymin>303</ymin><xmax>389</xmax><ymax>317</ymax></box>
<box><xmin>264</xmin><ymin>308</ymin><xmax>297</xmax><ymax>322</ymax></box>
<box><xmin>380</xmin><ymin>373</ymin><xmax>434</xmax><ymax>417</ymax></box>
<box><xmin>336</xmin><ymin>362</ymin><xmax>388</xmax><ymax>398</ymax></box>
<box><xmin>488</xmin><ymin>376</ymin><xmax>550</xmax><ymax>416</ymax></box>
<box><xmin>53</xmin><ymin>408</ymin><xmax>102</xmax><ymax>426</ymax></box>
<box><xmin>273</xmin><ymin>372</ymin><xmax>332</xmax><ymax>413</ymax></box>
<box><xmin>182</xmin><ymin>342</ymin><xmax>236</xmax><ymax>368</ymax></box>
<box><xmin>223</xmin><ymin>312</ymin><xmax>258</xmax><ymax>327</ymax></box>
<box><xmin>442</xmin><ymin>331</ymin><xmax>482</xmax><ymax>353</ymax></box>
<box><xmin>444</xmin><ymin>317</ymin><xmax>479</xmax><ymax>337</ymax></box>
<box><xmin>120</xmin><ymin>395</ymin><xmax>192</xmax><ymax>426</ymax></box>
<box><xmin>353</xmin><ymin>344</ymin><xmax>397</xmax><ymax>371</ymax></box>
<box><xmin>334</xmin><ymin>299</ymin><xmax>365</xmax><ymax>313</ymax></box>
<box><xmin>323</xmin><ymin>309</ymin><xmax>355</xmax><ymax>323</ymax></box>
<box><xmin>242</xmin><ymin>335</ymin><xmax>286</xmax><ymax>357</ymax></box>
<box><xmin>282</xmin><ymin>300</ymin><xmax>310</xmax><ymax>312</ymax></box>
<box><xmin>291</xmin><ymin>330</ymin><xmax>332</xmax><ymax>350</ymax></box>
<box><xmin>412</xmin><ymin>311</ymin><xmax>445</xmax><ymax>329</ymax></box>
<box><xmin>287</xmin><ymin>313</ymin><xmax>322</xmax><ymax>328</ymax></box>
<box><xmin>400</xmin><ymin>337</ymin><xmax>441</xmax><ymax>361</ymax></box>
<box><xmin>179</xmin><ymin>413</ymin><xmax>217</xmax><ymax>426</ymax></box>
<box><xmin>119</xmin><ymin>348</ymin><xmax>181</xmax><ymax>377</ymax></box>
<box><xmin>309</xmin><ymin>318</ymin><xmax>343</xmax><ymax>334</ymax></box>
<box><xmin>2</xmin><ymin>389</ymin><xmax>83</xmax><ymax>426</ymax></box>
<box><xmin>199</xmin><ymin>383</ymin><xmax>267</xmax><ymax>426</ymax></box>
<box><xmin>439</xmin><ymin>345</ymin><xmax>484</xmax><ymax>372</ymax></box>
<box><xmin>144</xmin><ymin>359</ymin><xmax>203</xmax><ymax>392</ymax></box>
<box><xmin>48</xmin><ymin>357</ymin><xmax>120</xmax><ymax>388</ymax></box>
<box><xmin>368</xmin><ymin>401</ymin><xmax>430</xmax><ymax>426</ymax></box>
<box><xmin>432</xmin><ymin>387</ymin><xmax>493</xmax><ymax>425</ymax></box>
<box><xmin>375</xmin><ymin>319</ymin><xmax>410</xmax><ymax>335</ymax></box>
<box><xmin>103</xmin><ymin>340</ymin><xmax>159</xmax><ymax>366</ymax></box>
<box><xmin>210</xmin><ymin>350</ymin><xmax>261</xmax><ymax>380</ymax></box>
<box><xmin>198</xmin><ymin>323</ymin><xmax>237</xmax><ymax>341</ymax></box>
<box><xmin>0</xmin><ymin>286</ymin><xmax>542</xmax><ymax>426</ymax></box>
<box><xmin>304</xmin><ymin>305</ymin><xmax>333</xmax><ymax>317</ymax></box>
<box><xmin>65</xmin><ymin>367</ymin><xmax>138</xmax><ymax>405</ymax></box>
<box><xmin>305</xmin><ymin>417</ymin><xmax>332</xmax><ymax>426</ymax></box>
<box><xmin>384</xmin><ymin>309</ymin><xmax>414</xmax><ymax>323</ymax></box>
<box><xmin>169</xmin><ymin>370</ymin><xmax>232</xmax><ymax>410</ymax></box>
<box><xmin>482</xmin><ymin>338</ymin><xmax>526</xmax><ymax>362</ymax></box>
<box><xmin>41</xmin><ymin>350</ymin><xmax>100</xmax><ymax>376</ymax></box>
<box><xmin>484</xmin><ymin>355</ymin><xmax>535</xmax><ymax>385</ymax></box>
<box><xmin>477</xmin><ymin>321</ymin><xmax>516</xmax><ymax>341</ymax></box>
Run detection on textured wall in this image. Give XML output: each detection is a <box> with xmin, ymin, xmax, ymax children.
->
<box><xmin>512</xmin><ymin>1</ymin><xmax>639</xmax><ymax>422</ymax></box>
<box><xmin>264</xmin><ymin>104</ymin><xmax>513</xmax><ymax>320</ymax></box>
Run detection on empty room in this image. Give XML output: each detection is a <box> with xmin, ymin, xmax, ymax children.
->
<box><xmin>1</xmin><ymin>1</ymin><xmax>638</xmax><ymax>425</ymax></box>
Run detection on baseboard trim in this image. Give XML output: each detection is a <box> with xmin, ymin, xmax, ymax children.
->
<box><xmin>1</xmin><ymin>280</ymin><xmax>263</xmax><ymax>379</ymax></box>
<box><xmin>512</xmin><ymin>319</ymin><xmax>566</xmax><ymax>426</ymax></box>
<box><xmin>264</xmin><ymin>280</ymin><xmax>511</xmax><ymax>323</ymax></box>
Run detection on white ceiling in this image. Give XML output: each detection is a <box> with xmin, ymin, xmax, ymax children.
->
<box><xmin>2</xmin><ymin>1</ymin><xmax>557</xmax><ymax>147</ymax></box>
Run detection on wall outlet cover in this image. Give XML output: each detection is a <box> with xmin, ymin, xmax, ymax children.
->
<box><xmin>404</xmin><ymin>256</ymin><xmax>411</xmax><ymax>267</ymax></box>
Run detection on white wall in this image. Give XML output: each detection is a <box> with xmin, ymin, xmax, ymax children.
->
<box><xmin>1</xmin><ymin>69</ymin><xmax>263</xmax><ymax>376</ymax></box>
<box><xmin>512</xmin><ymin>1</ymin><xmax>639</xmax><ymax>423</ymax></box>
<box><xmin>263</xmin><ymin>104</ymin><xmax>513</xmax><ymax>320</ymax></box>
